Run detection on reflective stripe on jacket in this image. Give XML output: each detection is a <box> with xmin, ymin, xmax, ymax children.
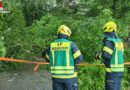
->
<box><xmin>107</xmin><ymin>38</ymin><xmax>124</xmax><ymax>72</ymax></box>
<box><xmin>49</xmin><ymin>39</ymin><xmax>80</xmax><ymax>78</ymax></box>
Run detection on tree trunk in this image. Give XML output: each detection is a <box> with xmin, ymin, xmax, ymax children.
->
<box><xmin>62</xmin><ymin>0</ymin><xmax>70</xmax><ymax>7</ymax></box>
<box><xmin>113</xmin><ymin>0</ymin><xmax>117</xmax><ymax>10</ymax></box>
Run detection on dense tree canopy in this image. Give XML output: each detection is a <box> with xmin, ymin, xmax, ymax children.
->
<box><xmin>0</xmin><ymin>0</ymin><xmax>130</xmax><ymax>89</ymax></box>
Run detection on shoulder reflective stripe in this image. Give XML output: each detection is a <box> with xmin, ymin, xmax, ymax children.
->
<box><xmin>46</xmin><ymin>53</ymin><xmax>49</xmax><ymax>60</ymax></box>
<box><xmin>51</xmin><ymin>66</ymin><xmax>74</xmax><ymax>69</ymax></box>
<box><xmin>73</xmin><ymin>50</ymin><xmax>81</xmax><ymax>59</ymax></box>
<box><xmin>51</xmin><ymin>71</ymin><xmax>74</xmax><ymax>74</ymax></box>
<box><xmin>103</xmin><ymin>46</ymin><xmax>113</xmax><ymax>55</ymax></box>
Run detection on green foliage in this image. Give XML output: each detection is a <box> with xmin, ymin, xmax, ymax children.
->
<box><xmin>28</xmin><ymin>15</ymin><xmax>59</xmax><ymax>57</ymax></box>
<box><xmin>0</xmin><ymin>5</ymin><xmax>29</xmax><ymax>70</ymax></box>
<box><xmin>74</xmin><ymin>17</ymin><xmax>103</xmax><ymax>61</ymax></box>
<box><xmin>77</xmin><ymin>63</ymin><xmax>130</xmax><ymax>90</ymax></box>
<box><xmin>123</xmin><ymin>66</ymin><xmax>130</xmax><ymax>89</ymax></box>
<box><xmin>20</xmin><ymin>0</ymin><xmax>48</xmax><ymax>26</ymax></box>
<box><xmin>124</xmin><ymin>48</ymin><xmax>130</xmax><ymax>61</ymax></box>
<box><xmin>77</xmin><ymin>64</ymin><xmax>105</xmax><ymax>90</ymax></box>
<box><xmin>0</xmin><ymin>0</ymin><xmax>129</xmax><ymax>89</ymax></box>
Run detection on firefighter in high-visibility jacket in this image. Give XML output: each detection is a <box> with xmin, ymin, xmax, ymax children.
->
<box><xmin>45</xmin><ymin>25</ymin><xmax>82</xmax><ymax>90</ymax></box>
<box><xmin>96</xmin><ymin>21</ymin><xmax>124</xmax><ymax>90</ymax></box>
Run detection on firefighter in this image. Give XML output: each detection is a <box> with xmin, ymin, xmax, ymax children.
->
<box><xmin>45</xmin><ymin>25</ymin><xmax>82</xmax><ymax>90</ymax></box>
<box><xmin>96</xmin><ymin>21</ymin><xmax>124</xmax><ymax>90</ymax></box>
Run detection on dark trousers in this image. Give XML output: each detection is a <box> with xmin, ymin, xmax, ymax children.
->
<box><xmin>52</xmin><ymin>77</ymin><xmax>78</xmax><ymax>90</ymax></box>
<box><xmin>105</xmin><ymin>72</ymin><xmax>123</xmax><ymax>90</ymax></box>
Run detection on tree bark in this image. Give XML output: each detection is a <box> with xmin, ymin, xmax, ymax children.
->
<box><xmin>62</xmin><ymin>0</ymin><xmax>70</xmax><ymax>7</ymax></box>
<box><xmin>113</xmin><ymin>0</ymin><xmax>117</xmax><ymax>10</ymax></box>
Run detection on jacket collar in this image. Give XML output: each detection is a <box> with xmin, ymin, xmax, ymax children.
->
<box><xmin>104</xmin><ymin>32</ymin><xmax>118</xmax><ymax>39</ymax></box>
<box><xmin>58</xmin><ymin>33</ymin><xmax>68</xmax><ymax>39</ymax></box>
